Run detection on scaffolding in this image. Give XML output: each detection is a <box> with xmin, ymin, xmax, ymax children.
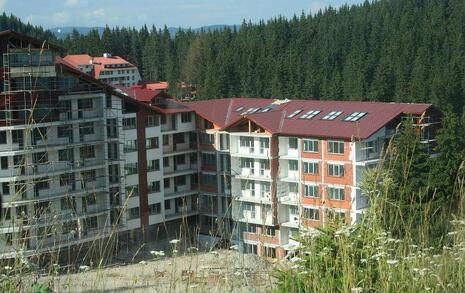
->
<box><xmin>0</xmin><ymin>38</ymin><xmax>130</xmax><ymax>260</ymax></box>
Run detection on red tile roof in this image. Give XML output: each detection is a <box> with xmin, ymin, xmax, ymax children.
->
<box><xmin>117</xmin><ymin>85</ymin><xmax>192</xmax><ymax>114</ymax></box>
<box><xmin>186</xmin><ymin>98</ymin><xmax>433</xmax><ymax>140</ymax></box>
<box><xmin>184</xmin><ymin>98</ymin><xmax>275</xmax><ymax>128</ymax></box>
<box><xmin>63</xmin><ymin>54</ymin><xmax>137</xmax><ymax>78</ymax></box>
<box><xmin>144</xmin><ymin>81</ymin><xmax>169</xmax><ymax>91</ymax></box>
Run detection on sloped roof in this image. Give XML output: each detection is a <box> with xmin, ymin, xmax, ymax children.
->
<box><xmin>63</xmin><ymin>54</ymin><xmax>137</xmax><ymax>78</ymax></box>
<box><xmin>184</xmin><ymin>98</ymin><xmax>275</xmax><ymax>128</ymax></box>
<box><xmin>186</xmin><ymin>98</ymin><xmax>433</xmax><ymax>140</ymax></box>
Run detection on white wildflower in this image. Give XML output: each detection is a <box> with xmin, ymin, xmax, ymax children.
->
<box><xmin>139</xmin><ymin>261</ymin><xmax>147</xmax><ymax>265</ymax></box>
<box><xmin>79</xmin><ymin>265</ymin><xmax>90</xmax><ymax>271</ymax></box>
<box><xmin>3</xmin><ymin>266</ymin><xmax>11</xmax><ymax>270</ymax></box>
<box><xmin>169</xmin><ymin>239</ymin><xmax>180</xmax><ymax>244</ymax></box>
<box><xmin>229</xmin><ymin>245</ymin><xmax>239</xmax><ymax>250</ymax></box>
<box><xmin>447</xmin><ymin>231</ymin><xmax>458</xmax><ymax>236</ymax></box>
<box><xmin>351</xmin><ymin>287</ymin><xmax>363</xmax><ymax>293</ymax></box>
<box><xmin>187</xmin><ymin>247</ymin><xmax>199</xmax><ymax>252</ymax></box>
<box><xmin>290</xmin><ymin>257</ymin><xmax>302</xmax><ymax>263</ymax></box>
<box><xmin>150</xmin><ymin>250</ymin><xmax>165</xmax><ymax>257</ymax></box>
<box><xmin>386</xmin><ymin>259</ymin><xmax>398</xmax><ymax>266</ymax></box>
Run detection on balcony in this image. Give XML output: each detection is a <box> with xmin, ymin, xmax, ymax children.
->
<box><xmin>278</xmin><ymin>193</ymin><xmax>299</xmax><ymax>205</ymax></box>
<box><xmin>281</xmin><ymin>215</ymin><xmax>300</xmax><ymax>228</ymax></box>
<box><xmin>165</xmin><ymin>208</ymin><xmax>198</xmax><ymax>220</ymax></box>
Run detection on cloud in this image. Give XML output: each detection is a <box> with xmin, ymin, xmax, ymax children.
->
<box><xmin>85</xmin><ymin>8</ymin><xmax>105</xmax><ymax>19</ymax></box>
<box><xmin>52</xmin><ymin>11</ymin><xmax>70</xmax><ymax>24</ymax></box>
<box><xmin>65</xmin><ymin>0</ymin><xmax>79</xmax><ymax>7</ymax></box>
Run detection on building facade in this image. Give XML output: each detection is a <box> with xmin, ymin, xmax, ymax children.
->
<box><xmin>64</xmin><ymin>53</ymin><xmax>142</xmax><ymax>87</ymax></box>
<box><xmin>0</xmin><ymin>31</ymin><xmax>439</xmax><ymax>260</ymax></box>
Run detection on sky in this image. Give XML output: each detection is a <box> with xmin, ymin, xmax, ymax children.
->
<box><xmin>4</xmin><ymin>0</ymin><xmax>364</xmax><ymax>29</ymax></box>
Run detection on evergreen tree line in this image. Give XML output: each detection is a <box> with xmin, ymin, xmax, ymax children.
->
<box><xmin>3</xmin><ymin>0</ymin><xmax>465</xmax><ymax>112</ymax></box>
<box><xmin>54</xmin><ymin>0</ymin><xmax>465</xmax><ymax>113</ymax></box>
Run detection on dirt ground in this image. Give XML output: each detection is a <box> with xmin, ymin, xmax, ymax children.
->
<box><xmin>38</xmin><ymin>249</ymin><xmax>276</xmax><ymax>292</ymax></box>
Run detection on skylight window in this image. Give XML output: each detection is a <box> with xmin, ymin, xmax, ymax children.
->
<box><xmin>261</xmin><ymin>108</ymin><xmax>271</xmax><ymax>113</ymax></box>
<box><xmin>344</xmin><ymin>112</ymin><xmax>367</xmax><ymax>122</ymax></box>
<box><xmin>300</xmin><ymin>110</ymin><xmax>321</xmax><ymax>119</ymax></box>
<box><xmin>249</xmin><ymin>108</ymin><xmax>260</xmax><ymax>114</ymax></box>
<box><xmin>322</xmin><ymin>111</ymin><xmax>343</xmax><ymax>120</ymax></box>
<box><xmin>287</xmin><ymin>109</ymin><xmax>303</xmax><ymax>118</ymax></box>
<box><xmin>235</xmin><ymin>106</ymin><xmax>244</xmax><ymax>112</ymax></box>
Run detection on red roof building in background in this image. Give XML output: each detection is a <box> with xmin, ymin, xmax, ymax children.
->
<box><xmin>64</xmin><ymin>53</ymin><xmax>141</xmax><ymax>87</ymax></box>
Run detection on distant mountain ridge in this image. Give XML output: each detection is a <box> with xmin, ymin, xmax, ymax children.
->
<box><xmin>50</xmin><ymin>24</ymin><xmax>240</xmax><ymax>39</ymax></box>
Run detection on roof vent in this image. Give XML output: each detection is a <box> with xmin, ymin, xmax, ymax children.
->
<box><xmin>103</xmin><ymin>53</ymin><xmax>112</xmax><ymax>58</ymax></box>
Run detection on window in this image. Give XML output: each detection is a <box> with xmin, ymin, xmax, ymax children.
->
<box><xmin>201</xmin><ymin>174</ymin><xmax>216</xmax><ymax>186</ymax></box>
<box><xmin>163</xmin><ymin>134</ymin><xmax>169</xmax><ymax>146</ymax></box>
<box><xmin>303</xmin><ymin>139</ymin><xmax>318</xmax><ymax>152</ymax></box>
<box><xmin>123</xmin><ymin>117</ymin><xmax>136</xmax><ymax>130</ymax></box>
<box><xmin>148</xmin><ymin>181</ymin><xmax>160</xmax><ymax>193</ymax></box>
<box><xmin>146</xmin><ymin>137</ymin><xmax>159</xmax><ymax>149</ymax></box>
<box><xmin>265</xmin><ymin>226</ymin><xmax>275</xmax><ymax>236</ymax></box>
<box><xmin>287</xmin><ymin>109</ymin><xmax>302</xmax><ymax>118</ymax></box>
<box><xmin>106</xmin><ymin>119</ymin><xmax>118</xmax><ymax>138</ymax></box>
<box><xmin>304</xmin><ymin>185</ymin><xmax>319</xmax><ymax>198</ymax></box>
<box><xmin>244</xmin><ymin>243</ymin><xmax>257</xmax><ymax>254</ymax></box>
<box><xmin>303</xmin><ymin>207</ymin><xmax>320</xmax><ymax>220</ymax></box>
<box><xmin>289</xmin><ymin>182</ymin><xmax>298</xmax><ymax>194</ymax></box>
<box><xmin>344</xmin><ymin>112</ymin><xmax>367</xmax><ymax>122</ymax></box>
<box><xmin>289</xmin><ymin>160</ymin><xmax>298</xmax><ymax>171</ymax></box>
<box><xmin>146</xmin><ymin>115</ymin><xmax>160</xmax><ymax>127</ymax></box>
<box><xmin>81</xmin><ymin>170</ymin><xmax>96</xmax><ymax>183</ymax></box>
<box><xmin>61</xmin><ymin>197</ymin><xmax>76</xmax><ymax>211</ymax></box>
<box><xmin>263</xmin><ymin>246</ymin><xmax>276</xmax><ymax>258</ymax></box>
<box><xmin>79</xmin><ymin>122</ymin><xmax>94</xmax><ymax>135</ymax></box>
<box><xmin>328</xmin><ymin>164</ymin><xmax>345</xmax><ymax>177</ymax></box>
<box><xmin>2</xmin><ymin>182</ymin><xmax>10</xmax><ymax>195</ymax></box>
<box><xmin>288</xmin><ymin>137</ymin><xmax>298</xmax><ymax>149</ymax></box>
<box><xmin>108</xmin><ymin>143</ymin><xmax>118</xmax><ymax>160</ymax></box>
<box><xmin>0</xmin><ymin>131</ymin><xmax>6</xmax><ymax>144</ymax></box>
<box><xmin>86</xmin><ymin>217</ymin><xmax>98</xmax><ymax>229</ymax></box>
<box><xmin>163</xmin><ymin>157</ymin><xmax>170</xmax><ymax>168</ymax></box>
<box><xmin>328</xmin><ymin>187</ymin><xmax>345</xmax><ymax>200</ymax></box>
<box><xmin>245</xmin><ymin>223</ymin><xmax>257</xmax><ymax>233</ymax></box>
<box><xmin>165</xmin><ymin>200</ymin><xmax>171</xmax><ymax>210</ymax></box>
<box><xmin>322</xmin><ymin>111</ymin><xmax>343</xmax><ymax>120</ymax></box>
<box><xmin>175</xmin><ymin>155</ymin><xmax>186</xmax><ymax>165</ymax></box>
<box><xmin>124</xmin><ymin>162</ymin><xmax>138</xmax><ymax>175</ymax></box>
<box><xmin>202</xmin><ymin>153</ymin><xmax>216</xmax><ymax>166</ymax></box>
<box><xmin>200</xmin><ymin>133</ymin><xmax>214</xmax><ymax>144</ymax></box>
<box><xmin>327</xmin><ymin>209</ymin><xmax>347</xmax><ymax>222</ymax></box>
<box><xmin>300</xmin><ymin>110</ymin><xmax>321</xmax><ymax>119</ymax></box>
<box><xmin>147</xmin><ymin>159</ymin><xmax>160</xmax><ymax>172</ymax></box>
<box><xmin>126</xmin><ymin>185</ymin><xmax>139</xmax><ymax>197</ymax></box>
<box><xmin>78</xmin><ymin>98</ymin><xmax>93</xmax><ymax>110</ymax></box>
<box><xmin>235</xmin><ymin>106</ymin><xmax>244</xmax><ymax>112</ymax></box>
<box><xmin>58</xmin><ymin>125</ymin><xmax>73</xmax><ymax>138</ymax></box>
<box><xmin>59</xmin><ymin>173</ymin><xmax>73</xmax><ymax>186</ymax></box>
<box><xmin>240</xmin><ymin>158</ymin><xmax>254</xmax><ymax>170</ymax></box>
<box><xmin>33</xmin><ymin>152</ymin><xmax>48</xmax><ymax>164</ymax></box>
<box><xmin>124</xmin><ymin>140</ymin><xmax>137</xmax><ymax>152</ymax></box>
<box><xmin>128</xmin><ymin>207</ymin><xmax>140</xmax><ymax>220</ymax></box>
<box><xmin>328</xmin><ymin>141</ymin><xmax>344</xmax><ymax>154</ymax></box>
<box><xmin>240</xmin><ymin>137</ymin><xmax>253</xmax><ymax>147</ymax></box>
<box><xmin>79</xmin><ymin>145</ymin><xmax>95</xmax><ymax>159</ymax></box>
<box><xmin>181</xmin><ymin>112</ymin><xmax>192</xmax><ymax>123</ymax></box>
<box><xmin>175</xmin><ymin>175</ymin><xmax>186</xmax><ymax>186</ymax></box>
<box><xmin>303</xmin><ymin>162</ymin><xmax>318</xmax><ymax>174</ymax></box>
<box><xmin>1</xmin><ymin>157</ymin><xmax>8</xmax><ymax>169</ymax></box>
<box><xmin>148</xmin><ymin>203</ymin><xmax>161</xmax><ymax>215</ymax></box>
<box><xmin>164</xmin><ymin>178</ymin><xmax>170</xmax><ymax>189</ymax></box>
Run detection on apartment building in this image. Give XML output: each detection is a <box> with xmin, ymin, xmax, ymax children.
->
<box><xmin>0</xmin><ymin>30</ymin><xmax>439</xmax><ymax>261</ymax></box>
<box><xmin>64</xmin><ymin>53</ymin><xmax>141</xmax><ymax>87</ymax></box>
<box><xmin>0</xmin><ymin>30</ymin><xmax>197</xmax><ymax>259</ymax></box>
<box><xmin>187</xmin><ymin>98</ymin><xmax>438</xmax><ymax>259</ymax></box>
